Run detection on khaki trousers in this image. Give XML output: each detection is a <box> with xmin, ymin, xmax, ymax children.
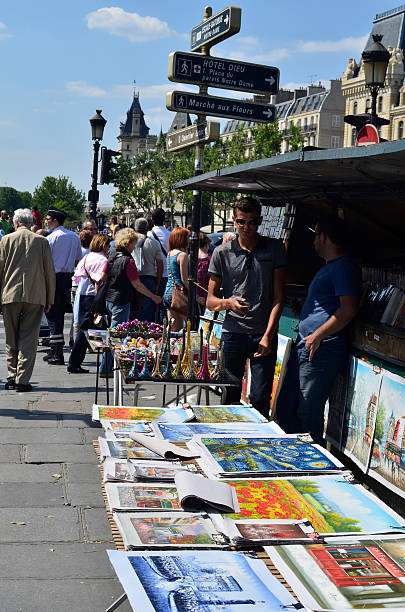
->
<box><xmin>2</xmin><ymin>302</ymin><xmax>44</xmax><ymax>384</ymax></box>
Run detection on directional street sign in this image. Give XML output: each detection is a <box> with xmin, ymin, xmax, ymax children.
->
<box><xmin>191</xmin><ymin>6</ymin><xmax>241</xmax><ymax>52</ymax></box>
<box><xmin>166</xmin><ymin>91</ymin><xmax>276</xmax><ymax>123</ymax></box>
<box><xmin>168</xmin><ymin>51</ymin><xmax>279</xmax><ymax>95</ymax></box>
<box><xmin>166</xmin><ymin>121</ymin><xmax>220</xmax><ymax>152</ymax></box>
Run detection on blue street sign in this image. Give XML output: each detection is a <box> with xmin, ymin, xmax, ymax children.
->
<box><xmin>191</xmin><ymin>6</ymin><xmax>241</xmax><ymax>52</ymax></box>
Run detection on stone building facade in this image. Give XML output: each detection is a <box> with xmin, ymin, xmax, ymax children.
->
<box><xmin>342</xmin><ymin>5</ymin><xmax>405</xmax><ymax>146</ymax></box>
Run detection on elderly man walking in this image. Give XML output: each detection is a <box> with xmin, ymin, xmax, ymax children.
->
<box><xmin>0</xmin><ymin>209</ymin><xmax>55</xmax><ymax>391</ymax></box>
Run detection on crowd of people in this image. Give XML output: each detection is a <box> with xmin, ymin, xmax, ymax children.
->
<box><xmin>0</xmin><ymin>199</ymin><xmax>360</xmax><ymax>442</ymax></box>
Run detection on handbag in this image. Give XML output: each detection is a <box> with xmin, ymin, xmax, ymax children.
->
<box><xmin>168</xmin><ymin>253</ymin><xmax>188</xmax><ymax>318</ymax></box>
<box><xmin>83</xmin><ymin>255</ymin><xmax>108</xmax><ymax>319</ymax></box>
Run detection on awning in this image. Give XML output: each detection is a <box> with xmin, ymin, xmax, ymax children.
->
<box><xmin>173</xmin><ymin>139</ymin><xmax>405</xmax><ymax>203</ymax></box>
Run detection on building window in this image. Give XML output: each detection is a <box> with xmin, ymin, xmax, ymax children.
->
<box><xmin>127</xmin><ymin>145</ymin><xmax>130</xmax><ymax>150</ymax></box>
<box><xmin>353</xmin><ymin>101</ymin><xmax>358</xmax><ymax>115</ymax></box>
<box><xmin>310</xmin><ymin>116</ymin><xmax>314</xmax><ymax>128</ymax></box>
<box><xmin>331</xmin><ymin>135</ymin><xmax>340</xmax><ymax>148</ymax></box>
<box><xmin>304</xmin><ymin>117</ymin><xmax>308</xmax><ymax>129</ymax></box>
<box><xmin>351</xmin><ymin>128</ymin><xmax>356</xmax><ymax>146</ymax></box>
<box><xmin>297</xmin><ymin>119</ymin><xmax>301</xmax><ymax>128</ymax></box>
<box><xmin>331</xmin><ymin>115</ymin><xmax>341</xmax><ymax>128</ymax></box>
<box><xmin>285</xmin><ymin>141</ymin><xmax>289</xmax><ymax>152</ymax></box>
<box><xmin>365</xmin><ymin>98</ymin><xmax>370</xmax><ymax>113</ymax></box>
<box><xmin>378</xmin><ymin>96</ymin><xmax>383</xmax><ymax>113</ymax></box>
<box><xmin>398</xmin><ymin>121</ymin><xmax>404</xmax><ymax>139</ymax></box>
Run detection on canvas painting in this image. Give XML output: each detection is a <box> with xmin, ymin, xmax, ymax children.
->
<box><xmin>196</xmin><ymin>436</ymin><xmax>342</xmax><ymax>475</ymax></box>
<box><xmin>132</xmin><ymin>462</ymin><xmax>188</xmax><ymax>481</ymax></box>
<box><xmin>192</xmin><ymin>405</ymin><xmax>267</xmax><ymax>423</ymax></box>
<box><xmin>266</xmin><ymin>534</ymin><xmax>405</xmax><ymax>610</ymax></box>
<box><xmin>210</xmin><ymin>322</ymin><xmax>223</xmax><ymax>349</ymax></box>
<box><xmin>92</xmin><ymin>404</ymin><xmax>192</xmax><ymax>423</ymax></box>
<box><xmin>221</xmin><ymin>517</ymin><xmax>318</xmax><ymax>543</ymax></box>
<box><xmin>153</xmin><ymin>421</ymin><xmax>282</xmax><ymax>442</ymax></box>
<box><xmin>99</xmin><ymin>439</ymin><xmax>162</xmax><ymax>460</ymax></box>
<box><xmin>112</xmin><ymin>512</ymin><xmax>222</xmax><ymax>547</ymax></box>
<box><xmin>269</xmin><ymin>334</ymin><xmax>292</xmax><ymax>416</ymax></box>
<box><xmin>324</xmin><ymin>364</ymin><xmax>349</xmax><ymax>449</ymax></box>
<box><xmin>369</xmin><ymin>369</ymin><xmax>405</xmax><ymax>498</ymax></box>
<box><xmin>100</xmin><ymin>419</ymin><xmax>152</xmax><ymax>436</ymax></box>
<box><xmin>105</xmin><ymin>482</ymin><xmax>182</xmax><ymax>511</ymax></box>
<box><xmin>222</xmin><ymin>476</ymin><xmax>404</xmax><ymax>534</ymax></box>
<box><xmin>108</xmin><ymin>549</ymin><xmax>299</xmax><ymax>611</ymax></box>
<box><xmin>103</xmin><ymin>458</ymin><xmax>134</xmax><ymax>482</ymax></box>
<box><xmin>341</xmin><ymin>358</ymin><xmax>381</xmax><ymax>472</ymax></box>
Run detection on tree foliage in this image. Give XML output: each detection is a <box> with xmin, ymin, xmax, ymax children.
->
<box><xmin>32</xmin><ymin>176</ymin><xmax>85</xmax><ymax>227</ymax></box>
<box><xmin>0</xmin><ymin>187</ymin><xmax>32</xmax><ymax>215</ymax></box>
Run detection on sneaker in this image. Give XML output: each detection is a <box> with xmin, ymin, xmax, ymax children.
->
<box><xmin>67</xmin><ymin>367</ymin><xmax>89</xmax><ymax>374</ymax></box>
<box><xmin>5</xmin><ymin>380</ymin><xmax>15</xmax><ymax>390</ymax></box>
<box><xmin>15</xmin><ymin>383</ymin><xmax>33</xmax><ymax>392</ymax></box>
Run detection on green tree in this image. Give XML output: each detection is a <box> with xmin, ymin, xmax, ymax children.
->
<box><xmin>374</xmin><ymin>401</ymin><xmax>386</xmax><ymax>442</ymax></box>
<box><xmin>321</xmin><ymin>512</ymin><xmax>362</xmax><ymax>533</ymax></box>
<box><xmin>251</xmin><ymin>121</ymin><xmax>283</xmax><ymax>160</ymax></box>
<box><xmin>32</xmin><ymin>176</ymin><xmax>85</xmax><ymax>226</ymax></box>
<box><xmin>0</xmin><ymin>187</ymin><xmax>32</xmax><ymax>215</ymax></box>
<box><xmin>287</xmin><ymin>123</ymin><xmax>305</xmax><ymax>151</ymax></box>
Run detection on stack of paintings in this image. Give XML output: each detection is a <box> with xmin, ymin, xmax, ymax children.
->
<box><xmin>191</xmin><ymin>404</ymin><xmax>267</xmax><ymax>423</ymax></box>
<box><xmin>92</xmin><ymin>404</ymin><xmax>194</xmax><ymax>423</ymax></box>
<box><xmin>152</xmin><ymin>421</ymin><xmax>283</xmax><ymax>442</ymax></box>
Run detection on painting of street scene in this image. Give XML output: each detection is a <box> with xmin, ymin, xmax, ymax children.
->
<box><xmin>192</xmin><ymin>405</ymin><xmax>266</xmax><ymax>423</ymax></box>
<box><xmin>199</xmin><ymin>437</ymin><xmax>340</xmax><ymax>474</ymax></box>
<box><xmin>128</xmin><ymin>515</ymin><xmax>216</xmax><ymax>546</ymax></box>
<box><xmin>341</xmin><ymin>358</ymin><xmax>382</xmax><ymax>471</ymax></box>
<box><xmin>369</xmin><ymin>369</ymin><xmax>405</xmax><ymax>498</ymax></box>
<box><xmin>223</xmin><ymin>477</ymin><xmax>403</xmax><ymax>534</ymax></box>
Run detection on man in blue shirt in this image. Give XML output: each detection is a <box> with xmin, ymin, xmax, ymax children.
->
<box><xmin>44</xmin><ymin>207</ymin><xmax>82</xmax><ymax>365</ymax></box>
<box><xmin>277</xmin><ymin>217</ymin><xmax>359</xmax><ymax>443</ymax></box>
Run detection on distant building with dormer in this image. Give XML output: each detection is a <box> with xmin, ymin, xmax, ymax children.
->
<box><xmin>118</xmin><ymin>91</ymin><xmax>157</xmax><ymax>159</ymax></box>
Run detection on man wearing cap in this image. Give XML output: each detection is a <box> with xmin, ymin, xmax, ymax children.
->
<box><xmin>132</xmin><ymin>218</ymin><xmax>163</xmax><ymax>322</ymax></box>
<box><xmin>44</xmin><ymin>207</ymin><xmax>82</xmax><ymax>365</ymax></box>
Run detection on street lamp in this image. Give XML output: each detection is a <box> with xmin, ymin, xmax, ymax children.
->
<box><xmin>88</xmin><ymin>109</ymin><xmax>107</xmax><ymax>221</ymax></box>
<box><xmin>362</xmin><ymin>34</ymin><xmax>390</xmax><ymax>127</ymax></box>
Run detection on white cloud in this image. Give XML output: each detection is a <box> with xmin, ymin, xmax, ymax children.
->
<box><xmin>86</xmin><ymin>7</ymin><xmax>178</xmax><ymax>43</ymax></box>
<box><xmin>0</xmin><ymin>22</ymin><xmax>13</xmax><ymax>41</ymax></box>
<box><xmin>281</xmin><ymin>79</ymin><xmax>329</xmax><ymax>90</ymax></box>
<box><xmin>297</xmin><ymin>35</ymin><xmax>368</xmax><ymax>54</ymax></box>
<box><xmin>237</xmin><ymin>36</ymin><xmax>259</xmax><ymax>46</ymax></box>
<box><xmin>66</xmin><ymin>81</ymin><xmax>106</xmax><ymax>97</ymax></box>
<box><xmin>0</xmin><ymin>120</ymin><xmax>15</xmax><ymax>127</ymax></box>
<box><xmin>227</xmin><ymin>48</ymin><xmax>289</xmax><ymax>64</ymax></box>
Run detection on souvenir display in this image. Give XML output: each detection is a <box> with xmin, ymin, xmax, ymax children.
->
<box><xmin>107</xmin><ymin>549</ymin><xmax>300</xmax><ymax>611</ymax></box>
<box><xmin>219</xmin><ymin>517</ymin><xmax>319</xmax><ymax>545</ymax></box>
<box><xmin>152</xmin><ymin>421</ymin><xmax>283</xmax><ymax>442</ymax></box>
<box><xmin>191</xmin><ymin>404</ymin><xmax>268</xmax><ymax>423</ymax></box>
<box><xmin>98</xmin><ymin>438</ymin><xmax>164</xmax><ymax>460</ymax></box>
<box><xmin>92</xmin><ymin>404</ymin><xmax>193</xmax><ymax>423</ymax></box>
<box><xmin>109</xmin><ymin>319</ymin><xmax>163</xmax><ymax>338</ymax></box>
<box><xmin>105</xmin><ymin>482</ymin><xmax>182</xmax><ymax>511</ymax></box>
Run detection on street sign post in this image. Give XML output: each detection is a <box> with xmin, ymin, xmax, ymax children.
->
<box><xmin>167</xmin><ymin>91</ymin><xmax>275</xmax><ymax>123</ymax></box>
<box><xmin>191</xmin><ymin>6</ymin><xmax>241</xmax><ymax>52</ymax></box>
<box><xmin>166</xmin><ymin>120</ymin><xmax>220</xmax><ymax>152</ymax></box>
<box><xmin>169</xmin><ymin>51</ymin><xmax>279</xmax><ymax>95</ymax></box>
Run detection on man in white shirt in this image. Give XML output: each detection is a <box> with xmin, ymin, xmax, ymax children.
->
<box><xmin>147</xmin><ymin>208</ymin><xmax>171</xmax><ymax>323</ymax></box>
<box><xmin>44</xmin><ymin>207</ymin><xmax>82</xmax><ymax>365</ymax></box>
<box><xmin>133</xmin><ymin>218</ymin><xmax>163</xmax><ymax>322</ymax></box>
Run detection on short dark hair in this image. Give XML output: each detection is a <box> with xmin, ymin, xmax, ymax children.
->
<box><xmin>316</xmin><ymin>216</ymin><xmax>347</xmax><ymax>247</ymax></box>
<box><xmin>199</xmin><ymin>232</ymin><xmax>211</xmax><ymax>248</ymax></box>
<box><xmin>79</xmin><ymin>229</ymin><xmax>93</xmax><ymax>248</ymax></box>
<box><xmin>32</xmin><ymin>205</ymin><xmax>38</xmax><ymax>212</ymax></box>
<box><xmin>151</xmin><ymin>207</ymin><xmax>165</xmax><ymax>226</ymax></box>
<box><xmin>233</xmin><ymin>197</ymin><xmax>261</xmax><ymax>217</ymax></box>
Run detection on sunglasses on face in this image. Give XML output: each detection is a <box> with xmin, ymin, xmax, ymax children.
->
<box><xmin>234</xmin><ymin>218</ymin><xmax>259</xmax><ymax>227</ymax></box>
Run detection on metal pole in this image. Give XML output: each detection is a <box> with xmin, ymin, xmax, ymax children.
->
<box><xmin>88</xmin><ymin>140</ymin><xmax>100</xmax><ymax>221</ymax></box>
<box><xmin>370</xmin><ymin>86</ymin><xmax>378</xmax><ymax>127</ymax></box>
<box><xmin>187</xmin><ymin>5</ymin><xmax>212</xmax><ymax>330</ymax></box>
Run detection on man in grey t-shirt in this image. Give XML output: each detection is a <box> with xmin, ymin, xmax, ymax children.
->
<box><xmin>133</xmin><ymin>218</ymin><xmax>163</xmax><ymax>322</ymax></box>
<box><xmin>207</xmin><ymin>197</ymin><xmax>286</xmax><ymax>417</ymax></box>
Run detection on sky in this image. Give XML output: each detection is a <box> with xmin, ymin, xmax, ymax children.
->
<box><xmin>0</xmin><ymin>0</ymin><xmax>401</xmax><ymax>205</ymax></box>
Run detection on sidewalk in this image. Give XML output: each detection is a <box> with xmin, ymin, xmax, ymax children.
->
<box><xmin>0</xmin><ymin>318</ymin><xmax>132</xmax><ymax>612</ymax></box>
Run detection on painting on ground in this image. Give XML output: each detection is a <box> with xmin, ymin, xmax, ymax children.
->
<box><xmin>269</xmin><ymin>334</ymin><xmax>292</xmax><ymax>417</ymax></box>
<box><xmin>266</xmin><ymin>534</ymin><xmax>405</xmax><ymax>610</ymax></box>
<box><xmin>341</xmin><ymin>358</ymin><xmax>381</xmax><ymax>472</ymax></box>
<box><xmin>369</xmin><ymin>369</ymin><xmax>405</xmax><ymax>498</ymax></box>
<box><xmin>153</xmin><ymin>421</ymin><xmax>281</xmax><ymax>441</ymax></box>
<box><xmin>223</xmin><ymin>476</ymin><xmax>404</xmax><ymax>535</ymax></box>
<box><xmin>324</xmin><ymin>363</ymin><xmax>349</xmax><ymax>449</ymax></box>
<box><xmin>92</xmin><ymin>404</ymin><xmax>192</xmax><ymax>423</ymax></box>
<box><xmin>108</xmin><ymin>549</ymin><xmax>299</xmax><ymax>611</ymax></box>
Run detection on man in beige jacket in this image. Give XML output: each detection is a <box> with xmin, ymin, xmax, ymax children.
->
<box><xmin>0</xmin><ymin>209</ymin><xmax>55</xmax><ymax>391</ymax></box>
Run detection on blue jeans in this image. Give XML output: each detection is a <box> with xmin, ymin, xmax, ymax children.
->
<box><xmin>222</xmin><ymin>332</ymin><xmax>277</xmax><ymax>418</ymax></box>
<box><xmin>137</xmin><ymin>275</ymin><xmax>156</xmax><ymax>322</ymax></box>
<box><xmin>276</xmin><ymin>340</ymin><xmax>347</xmax><ymax>444</ymax></box>
<box><xmin>99</xmin><ymin>301</ymin><xmax>130</xmax><ymax>374</ymax></box>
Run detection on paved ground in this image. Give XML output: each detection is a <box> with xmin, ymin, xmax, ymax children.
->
<box><xmin>0</xmin><ymin>319</ymin><xmax>133</xmax><ymax>612</ymax></box>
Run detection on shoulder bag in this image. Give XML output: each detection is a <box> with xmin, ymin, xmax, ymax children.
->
<box><xmin>168</xmin><ymin>253</ymin><xmax>188</xmax><ymax>318</ymax></box>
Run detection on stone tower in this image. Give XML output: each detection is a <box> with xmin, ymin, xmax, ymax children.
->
<box><xmin>118</xmin><ymin>91</ymin><xmax>157</xmax><ymax>159</ymax></box>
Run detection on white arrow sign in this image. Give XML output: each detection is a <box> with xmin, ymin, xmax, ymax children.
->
<box><xmin>265</xmin><ymin>76</ymin><xmax>275</xmax><ymax>86</ymax></box>
<box><xmin>224</xmin><ymin>14</ymin><xmax>229</xmax><ymax>25</ymax></box>
<box><xmin>168</xmin><ymin>138</ymin><xmax>173</xmax><ymax>147</ymax></box>
<box><xmin>262</xmin><ymin>108</ymin><xmax>274</xmax><ymax>119</ymax></box>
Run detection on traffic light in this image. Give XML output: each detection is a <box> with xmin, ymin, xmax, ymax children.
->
<box><xmin>344</xmin><ymin>113</ymin><xmax>390</xmax><ymax>130</ymax></box>
<box><xmin>99</xmin><ymin>147</ymin><xmax>120</xmax><ymax>184</ymax></box>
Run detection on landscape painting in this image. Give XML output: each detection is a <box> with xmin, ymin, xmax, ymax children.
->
<box><xmin>153</xmin><ymin>421</ymin><xmax>281</xmax><ymax>442</ymax></box>
<box><xmin>341</xmin><ymin>358</ymin><xmax>382</xmax><ymax>472</ymax></box>
<box><xmin>192</xmin><ymin>405</ymin><xmax>267</xmax><ymax>423</ymax></box>
<box><xmin>266</xmin><ymin>534</ymin><xmax>405</xmax><ymax>610</ymax></box>
<box><xmin>100</xmin><ymin>439</ymin><xmax>162</xmax><ymax>460</ymax></box>
<box><xmin>106</xmin><ymin>483</ymin><xmax>182</xmax><ymax>511</ymax></box>
<box><xmin>108</xmin><ymin>549</ymin><xmax>299</xmax><ymax>611</ymax></box>
<box><xmin>269</xmin><ymin>334</ymin><xmax>292</xmax><ymax>416</ymax></box>
<box><xmin>93</xmin><ymin>405</ymin><xmax>192</xmax><ymax>423</ymax></box>
<box><xmin>369</xmin><ymin>369</ymin><xmax>405</xmax><ymax>498</ymax></box>
<box><xmin>197</xmin><ymin>436</ymin><xmax>341</xmax><ymax>475</ymax></box>
<box><xmin>222</xmin><ymin>477</ymin><xmax>404</xmax><ymax>534</ymax></box>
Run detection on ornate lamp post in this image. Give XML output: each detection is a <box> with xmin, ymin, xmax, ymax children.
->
<box><xmin>362</xmin><ymin>34</ymin><xmax>390</xmax><ymax>127</ymax></box>
<box><xmin>88</xmin><ymin>109</ymin><xmax>107</xmax><ymax>221</ymax></box>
